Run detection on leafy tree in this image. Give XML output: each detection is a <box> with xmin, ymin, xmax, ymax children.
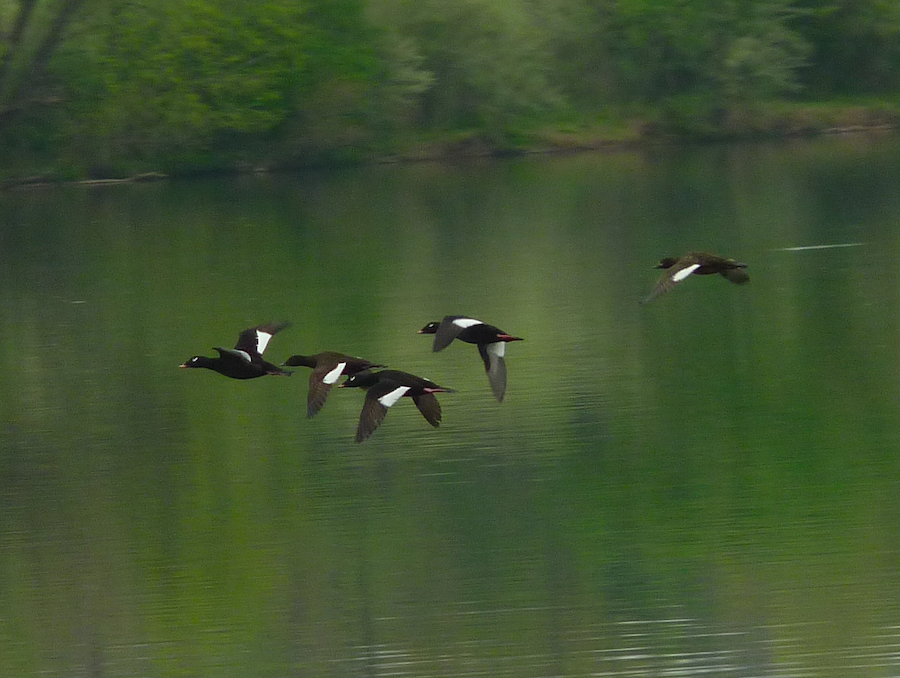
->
<box><xmin>366</xmin><ymin>29</ymin><xmax>433</xmax><ymax>136</ymax></box>
<box><xmin>51</xmin><ymin>0</ymin><xmax>383</xmax><ymax>170</ymax></box>
<box><xmin>281</xmin><ymin>0</ymin><xmax>382</xmax><ymax>155</ymax></box>
<box><xmin>1</xmin><ymin>0</ymin><xmax>900</xmax><ymax>177</ymax></box>
<box><xmin>71</xmin><ymin>0</ymin><xmax>307</xmax><ymax>166</ymax></box>
<box><xmin>370</xmin><ymin>0</ymin><xmax>566</xmax><ymax>137</ymax></box>
<box><xmin>718</xmin><ymin>1</ymin><xmax>811</xmax><ymax>103</ymax></box>
<box><xmin>795</xmin><ymin>0</ymin><xmax>900</xmax><ymax>94</ymax></box>
<box><xmin>600</xmin><ymin>0</ymin><xmax>809</xmax><ymax>103</ymax></box>
<box><xmin>583</xmin><ymin>0</ymin><xmax>810</xmax><ymax>135</ymax></box>
<box><xmin>0</xmin><ymin>0</ymin><xmax>88</xmax><ymax>117</ymax></box>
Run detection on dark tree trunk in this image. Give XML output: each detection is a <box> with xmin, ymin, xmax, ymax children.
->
<box><xmin>0</xmin><ymin>0</ymin><xmax>86</xmax><ymax>114</ymax></box>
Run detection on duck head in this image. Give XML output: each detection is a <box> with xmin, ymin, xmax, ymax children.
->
<box><xmin>417</xmin><ymin>322</ymin><xmax>439</xmax><ymax>335</ymax></box>
<box><xmin>180</xmin><ymin>355</ymin><xmax>213</xmax><ymax>369</ymax></box>
<box><xmin>283</xmin><ymin>354</ymin><xmax>315</xmax><ymax>368</ymax></box>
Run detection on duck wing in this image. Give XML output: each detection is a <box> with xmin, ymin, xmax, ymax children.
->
<box><xmin>307</xmin><ymin>358</ymin><xmax>349</xmax><ymax>417</ymax></box>
<box><xmin>355</xmin><ymin>380</ymin><xmax>411</xmax><ymax>442</ymax></box>
<box><xmin>234</xmin><ymin>322</ymin><xmax>290</xmax><ymax>357</ymax></box>
<box><xmin>433</xmin><ymin>316</ymin><xmax>482</xmax><ymax>352</ymax></box>
<box><xmin>642</xmin><ymin>261</ymin><xmax>701</xmax><ymax>303</ymax></box>
<box><xmin>478</xmin><ymin>343</ymin><xmax>508</xmax><ymax>402</ymax></box>
<box><xmin>214</xmin><ymin>346</ymin><xmax>253</xmax><ymax>363</ymax></box>
<box><xmin>412</xmin><ymin>393</ymin><xmax>443</xmax><ymax>427</ymax></box>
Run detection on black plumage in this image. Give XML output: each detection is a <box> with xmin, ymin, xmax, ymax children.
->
<box><xmin>180</xmin><ymin>322</ymin><xmax>292</xmax><ymax>379</ymax></box>
<box><xmin>339</xmin><ymin>369</ymin><xmax>455</xmax><ymax>443</ymax></box>
<box><xmin>643</xmin><ymin>252</ymin><xmax>749</xmax><ymax>303</ymax></box>
<box><xmin>283</xmin><ymin>351</ymin><xmax>385</xmax><ymax>417</ymax></box>
<box><xmin>418</xmin><ymin>315</ymin><xmax>523</xmax><ymax>402</ymax></box>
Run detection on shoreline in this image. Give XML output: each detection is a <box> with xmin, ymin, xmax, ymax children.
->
<box><xmin>4</xmin><ymin>113</ymin><xmax>898</xmax><ymax>190</ymax></box>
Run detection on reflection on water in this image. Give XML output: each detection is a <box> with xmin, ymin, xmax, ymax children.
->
<box><xmin>340</xmin><ymin>614</ymin><xmax>900</xmax><ymax>676</ymax></box>
<box><xmin>3</xmin><ymin>136</ymin><xmax>900</xmax><ymax>676</ymax></box>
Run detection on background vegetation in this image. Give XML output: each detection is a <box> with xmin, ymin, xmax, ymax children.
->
<box><xmin>1</xmin><ymin>0</ymin><xmax>900</xmax><ymax>178</ymax></box>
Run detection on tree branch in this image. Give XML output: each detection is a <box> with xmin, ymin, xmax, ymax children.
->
<box><xmin>0</xmin><ymin>0</ymin><xmax>87</xmax><ymax>110</ymax></box>
<box><xmin>0</xmin><ymin>0</ymin><xmax>40</xmax><ymax>97</ymax></box>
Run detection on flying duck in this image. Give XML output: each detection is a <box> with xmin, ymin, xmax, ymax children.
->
<box><xmin>643</xmin><ymin>252</ymin><xmax>749</xmax><ymax>303</ymax></box>
<box><xmin>180</xmin><ymin>322</ymin><xmax>292</xmax><ymax>379</ymax></box>
<box><xmin>339</xmin><ymin>369</ymin><xmax>455</xmax><ymax>443</ymax></box>
<box><xmin>283</xmin><ymin>352</ymin><xmax>386</xmax><ymax>417</ymax></box>
<box><xmin>418</xmin><ymin>316</ymin><xmax>523</xmax><ymax>402</ymax></box>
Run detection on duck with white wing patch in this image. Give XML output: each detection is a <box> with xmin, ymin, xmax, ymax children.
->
<box><xmin>418</xmin><ymin>315</ymin><xmax>523</xmax><ymax>402</ymax></box>
<box><xmin>282</xmin><ymin>351</ymin><xmax>386</xmax><ymax>417</ymax></box>
<box><xmin>642</xmin><ymin>252</ymin><xmax>749</xmax><ymax>304</ymax></box>
<box><xmin>339</xmin><ymin>369</ymin><xmax>456</xmax><ymax>443</ymax></box>
<box><xmin>180</xmin><ymin>322</ymin><xmax>292</xmax><ymax>379</ymax></box>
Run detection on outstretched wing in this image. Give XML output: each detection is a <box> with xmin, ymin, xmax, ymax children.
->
<box><xmin>355</xmin><ymin>381</ymin><xmax>410</xmax><ymax>442</ymax></box>
<box><xmin>307</xmin><ymin>360</ymin><xmax>347</xmax><ymax>417</ymax></box>
<box><xmin>234</xmin><ymin>322</ymin><xmax>290</xmax><ymax>357</ymax></box>
<box><xmin>412</xmin><ymin>393</ymin><xmax>442</xmax><ymax>427</ymax></box>
<box><xmin>478</xmin><ymin>343</ymin><xmax>508</xmax><ymax>402</ymax></box>
<box><xmin>433</xmin><ymin>316</ymin><xmax>482</xmax><ymax>352</ymax></box>
<box><xmin>642</xmin><ymin>263</ymin><xmax>701</xmax><ymax>304</ymax></box>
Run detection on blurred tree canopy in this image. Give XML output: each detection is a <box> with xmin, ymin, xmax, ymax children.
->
<box><xmin>0</xmin><ymin>0</ymin><xmax>899</xmax><ymax>176</ymax></box>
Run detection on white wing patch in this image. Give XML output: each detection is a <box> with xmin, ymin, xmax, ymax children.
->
<box><xmin>378</xmin><ymin>386</ymin><xmax>410</xmax><ymax>408</ymax></box>
<box><xmin>323</xmin><ymin>362</ymin><xmax>346</xmax><ymax>385</ymax></box>
<box><xmin>487</xmin><ymin>342</ymin><xmax>505</xmax><ymax>358</ymax></box>
<box><xmin>235</xmin><ymin>350</ymin><xmax>253</xmax><ymax>363</ymax></box>
<box><xmin>672</xmin><ymin>263</ymin><xmax>701</xmax><ymax>282</ymax></box>
<box><xmin>255</xmin><ymin>330</ymin><xmax>274</xmax><ymax>355</ymax></box>
<box><xmin>452</xmin><ymin>317</ymin><xmax>481</xmax><ymax>329</ymax></box>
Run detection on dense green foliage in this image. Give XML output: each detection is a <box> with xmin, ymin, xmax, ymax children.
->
<box><xmin>1</xmin><ymin>0</ymin><xmax>900</xmax><ymax>176</ymax></box>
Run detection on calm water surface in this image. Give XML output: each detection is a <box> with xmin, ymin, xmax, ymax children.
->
<box><xmin>3</xmin><ymin>136</ymin><xmax>900</xmax><ymax>677</ymax></box>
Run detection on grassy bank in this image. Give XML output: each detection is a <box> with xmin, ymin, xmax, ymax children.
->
<box><xmin>4</xmin><ymin>100</ymin><xmax>900</xmax><ymax>188</ymax></box>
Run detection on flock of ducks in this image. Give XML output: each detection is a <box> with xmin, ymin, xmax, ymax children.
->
<box><xmin>180</xmin><ymin>316</ymin><xmax>522</xmax><ymax>442</ymax></box>
<box><xmin>180</xmin><ymin>252</ymin><xmax>749</xmax><ymax>442</ymax></box>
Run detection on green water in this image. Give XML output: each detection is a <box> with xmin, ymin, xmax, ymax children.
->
<box><xmin>3</xmin><ymin>136</ymin><xmax>900</xmax><ymax>677</ymax></box>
